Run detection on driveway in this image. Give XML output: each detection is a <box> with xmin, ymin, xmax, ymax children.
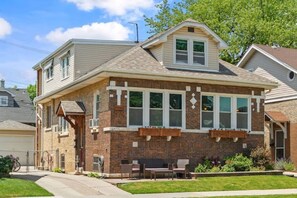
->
<box><xmin>11</xmin><ymin>170</ymin><xmax>131</xmax><ymax>198</ymax></box>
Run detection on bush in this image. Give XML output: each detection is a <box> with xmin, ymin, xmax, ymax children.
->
<box><xmin>87</xmin><ymin>172</ymin><xmax>99</xmax><ymax>178</ymax></box>
<box><xmin>250</xmin><ymin>146</ymin><xmax>272</xmax><ymax>170</ymax></box>
<box><xmin>250</xmin><ymin>166</ymin><xmax>265</xmax><ymax>171</ymax></box>
<box><xmin>274</xmin><ymin>158</ymin><xmax>295</xmax><ymax>171</ymax></box>
<box><xmin>53</xmin><ymin>168</ymin><xmax>63</xmax><ymax>173</ymax></box>
<box><xmin>0</xmin><ymin>155</ymin><xmax>14</xmax><ymax>176</ymax></box>
<box><xmin>202</xmin><ymin>156</ymin><xmax>221</xmax><ymax>169</ymax></box>
<box><xmin>194</xmin><ymin>164</ymin><xmax>208</xmax><ymax>173</ymax></box>
<box><xmin>220</xmin><ymin>164</ymin><xmax>235</xmax><ymax>172</ymax></box>
<box><xmin>224</xmin><ymin>153</ymin><xmax>253</xmax><ymax>171</ymax></box>
<box><xmin>209</xmin><ymin>166</ymin><xmax>221</xmax><ymax>172</ymax></box>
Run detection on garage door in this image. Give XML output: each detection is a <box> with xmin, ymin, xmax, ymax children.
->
<box><xmin>0</xmin><ymin>135</ymin><xmax>34</xmax><ymax>165</ymax></box>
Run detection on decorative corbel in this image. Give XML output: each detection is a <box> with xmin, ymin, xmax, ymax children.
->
<box><xmin>215</xmin><ymin>137</ymin><xmax>221</xmax><ymax>142</ymax></box>
<box><xmin>146</xmin><ymin>135</ymin><xmax>151</xmax><ymax>141</ymax></box>
<box><xmin>233</xmin><ymin>137</ymin><xmax>238</xmax><ymax>142</ymax></box>
<box><xmin>167</xmin><ymin>136</ymin><xmax>172</xmax><ymax>141</ymax></box>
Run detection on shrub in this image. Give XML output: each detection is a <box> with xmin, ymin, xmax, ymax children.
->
<box><xmin>209</xmin><ymin>166</ymin><xmax>221</xmax><ymax>172</ymax></box>
<box><xmin>0</xmin><ymin>155</ymin><xmax>14</xmax><ymax>176</ymax></box>
<box><xmin>202</xmin><ymin>156</ymin><xmax>221</xmax><ymax>169</ymax></box>
<box><xmin>224</xmin><ymin>153</ymin><xmax>253</xmax><ymax>171</ymax></box>
<box><xmin>53</xmin><ymin>168</ymin><xmax>63</xmax><ymax>173</ymax></box>
<box><xmin>250</xmin><ymin>166</ymin><xmax>265</xmax><ymax>171</ymax></box>
<box><xmin>274</xmin><ymin>158</ymin><xmax>295</xmax><ymax>171</ymax></box>
<box><xmin>194</xmin><ymin>164</ymin><xmax>208</xmax><ymax>173</ymax></box>
<box><xmin>220</xmin><ymin>164</ymin><xmax>235</xmax><ymax>172</ymax></box>
<box><xmin>87</xmin><ymin>172</ymin><xmax>99</xmax><ymax>178</ymax></box>
<box><xmin>250</xmin><ymin>146</ymin><xmax>272</xmax><ymax>170</ymax></box>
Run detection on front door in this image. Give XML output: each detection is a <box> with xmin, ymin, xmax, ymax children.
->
<box><xmin>275</xmin><ymin>130</ymin><xmax>285</xmax><ymax>160</ymax></box>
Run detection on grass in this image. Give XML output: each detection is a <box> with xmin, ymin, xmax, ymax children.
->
<box><xmin>0</xmin><ymin>178</ymin><xmax>53</xmax><ymax>197</ymax></box>
<box><xmin>118</xmin><ymin>175</ymin><xmax>297</xmax><ymax>194</ymax></box>
<box><xmin>215</xmin><ymin>196</ymin><xmax>297</xmax><ymax>198</ymax></box>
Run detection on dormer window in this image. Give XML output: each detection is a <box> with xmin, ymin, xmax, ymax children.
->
<box><xmin>0</xmin><ymin>96</ymin><xmax>8</xmax><ymax>106</ymax></box>
<box><xmin>174</xmin><ymin>36</ymin><xmax>207</xmax><ymax>68</ymax></box>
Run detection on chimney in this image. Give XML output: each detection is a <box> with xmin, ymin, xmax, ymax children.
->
<box><xmin>0</xmin><ymin>79</ymin><xmax>4</xmax><ymax>88</ymax></box>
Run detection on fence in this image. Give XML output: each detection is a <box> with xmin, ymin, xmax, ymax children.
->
<box><xmin>0</xmin><ymin>149</ymin><xmax>58</xmax><ymax>172</ymax></box>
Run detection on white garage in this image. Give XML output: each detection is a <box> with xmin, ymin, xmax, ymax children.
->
<box><xmin>0</xmin><ymin>120</ymin><xmax>35</xmax><ymax>165</ymax></box>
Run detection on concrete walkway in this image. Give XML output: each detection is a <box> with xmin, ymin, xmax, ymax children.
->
<box><xmin>11</xmin><ymin>170</ymin><xmax>297</xmax><ymax>198</ymax></box>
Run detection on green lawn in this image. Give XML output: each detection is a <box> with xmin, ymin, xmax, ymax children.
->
<box><xmin>0</xmin><ymin>178</ymin><xmax>53</xmax><ymax>197</ymax></box>
<box><xmin>118</xmin><ymin>175</ymin><xmax>297</xmax><ymax>194</ymax></box>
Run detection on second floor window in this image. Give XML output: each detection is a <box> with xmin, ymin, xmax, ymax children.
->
<box><xmin>58</xmin><ymin>117</ymin><xmax>69</xmax><ymax>133</ymax></box>
<box><xmin>45</xmin><ymin>66</ymin><xmax>54</xmax><ymax>80</ymax></box>
<box><xmin>46</xmin><ymin>106</ymin><xmax>52</xmax><ymax>128</ymax></box>
<box><xmin>61</xmin><ymin>55</ymin><xmax>69</xmax><ymax>79</ymax></box>
<box><xmin>0</xmin><ymin>96</ymin><xmax>8</xmax><ymax>107</ymax></box>
<box><xmin>175</xmin><ymin>37</ymin><xmax>207</xmax><ymax>67</ymax></box>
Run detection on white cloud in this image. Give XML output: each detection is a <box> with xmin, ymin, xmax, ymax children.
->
<box><xmin>0</xmin><ymin>18</ymin><xmax>12</xmax><ymax>38</ymax></box>
<box><xmin>66</xmin><ymin>0</ymin><xmax>154</xmax><ymax>16</ymax></box>
<box><xmin>36</xmin><ymin>22</ymin><xmax>131</xmax><ymax>45</ymax></box>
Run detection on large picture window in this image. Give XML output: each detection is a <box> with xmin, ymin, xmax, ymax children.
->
<box><xmin>129</xmin><ymin>91</ymin><xmax>143</xmax><ymax>126</ymax></box>
<box><xmin>202</xmin><ymin>96</ymin><xmax>214</xmax><ymax>128</ymax></box>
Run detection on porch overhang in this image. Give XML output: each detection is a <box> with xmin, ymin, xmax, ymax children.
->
<box><xmin>56</xmin><ymin>101</ymin><xmax>85</xmax><ymax>128</ymax></box>
<box><xmin>265</xmin><ymin>111</ymin><xmax>289</xmax><ymax>139</ymax></box>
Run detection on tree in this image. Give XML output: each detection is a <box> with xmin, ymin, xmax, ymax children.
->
<box><xmin>27</xmin><ymin>84</ymin><xmax>36</xmax><ymax>102</ymax></box>
<box><xmin>144</xmin><ymin>0</ymin><xmax>297</xmax><ymax>64</ymax></box>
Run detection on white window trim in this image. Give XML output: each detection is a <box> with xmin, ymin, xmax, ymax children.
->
<box><xmin>91</xmin><ymin>92</ymin><xmax>100</xmax><ymax>128</ymax></box>
<box><xmin>0</xmin><ymin>96</ymin><xmax>8</xmax><ymax>107</ymax></box>
<box><xmin>60</xmin><ymin>54</ymin><xmax>70</xmax><ymax>80</ymax></box>
<box><xmin>44</xmin><ymin>59</ymin><xmax>54</xmax><ymax>81</ymax></box>
<box><xmin>127</xmin><ymin>88</ymin><xmax>186</xmax><ymax>129</ymax></box>
<box><xmin>173</xmin><ymin>35</ymin><xmax>208</xmax><ymax>69</ymax></box>
<box><xmin>58</xmin><ymin>117</ymin><xmax>69</xmax><ymax>134</ymax></box>
<box><xmin>200</xmin><ymin>92</ymin><xmax>251</xmax><ymax>131</ymax></box>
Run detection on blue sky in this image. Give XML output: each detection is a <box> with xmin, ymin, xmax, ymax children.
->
<box><xmin>0</xmin><ymin>0</ymin><xmax>172</xmax><ymax>88</ymax></box>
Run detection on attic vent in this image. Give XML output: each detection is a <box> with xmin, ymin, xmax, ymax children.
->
<box><xmin>188</xmin><ymin>27</ymin><xmax>194</xmax><ymax>33</ymax></box>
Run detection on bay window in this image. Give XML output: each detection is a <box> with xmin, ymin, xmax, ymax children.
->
<box><xmin>128</xmin><ymin>90</ymin><xmax>184</xmax><ymax>128</ymax></box>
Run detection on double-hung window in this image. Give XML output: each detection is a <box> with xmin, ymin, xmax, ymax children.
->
<box><xmin>169</xmin><ymin>94</ymin><xmax>182</xmax><ymax>127</ymax></box>
<box><xmin>93</xmin><ymin>94</ymin><xmax>100</xmax><ymax>127</ymax></box>
<box><xmin>45</xmin><ymin>66</ymin><xmax>53</xmax><ymax>80</ymax></box>
<box><xmin>58</xmin><ymin>117</ymin><xmax>68</xmax><ymax>133</ymax></box>
<box><xmin>201</xmin><ymin>94</ymin><xmax>250</xmax><ymax>130</ymax></box>
<box><xmin>219</xmin><ymin>97</ymin><xmax>231</xmax><ymax>128</ymax></box>
<box><xmin>129</xmin><ymin>91</ymin><xmax>143</xmax><ymax>126</ymax></box>
<box><xmin>237</xmin><ymin>98</ymin><xmax>248</xmax><ymax>129</ymax></box>
<box><xmin>201</xmin><ymin>96</ymin><xmax>214</xmax><ymax>128</ymax></box>
<box><xmin>0</xmin><ymin>96</ymin><xmax>8</xmax><ymax>107</ymax></box>
<box><xmin>128</xmin><ymin>90</ymin><xmax>184</xmax><ymax>128</ymax></box>
<box><xmin>175</xmin><ymin>37</ymin><xmax>207</xmax><ymax>67</ymax></box>
<box><xmin>149</xmin><ymin>92</ymin><xmax>163</xmax><ymax>126</ymax></box>
<box><xmin>46</xmin><ymin>106</ymin><xmax>52</xmax><ymax>128</ymax></box>
<box><xmin>61</xmin><ymin>55</ymin><xmax>69</xmax><ymax>79</ymax></box>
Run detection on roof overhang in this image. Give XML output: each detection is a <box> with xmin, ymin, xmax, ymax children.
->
<box><xmin>237</xmin><ymin>44</ymin><xmax>297</xmax><ymax>73</ymax></box>
<box><xmin>265</xmin><ymin>111</ymin><xmax>289</xmax><ymax>123</ymax></box>
<box><xmin>56</xmin><ymin>101</ymin><xmax>85</xmax><ymax>117</ymax></box>
<box><xmin>142</xmin><ymin>21</ymin><xmax>228</xmax><ymax>49</ymax></box>
<box><xmin>35</xmin><ymin>67</ymin><xmax>278</xmax><ymax>104</ymax></box>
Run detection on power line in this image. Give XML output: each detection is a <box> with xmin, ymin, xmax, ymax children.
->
<box><xmin>0</xmin><ymin>39</ymin><xmax>50</xmax><ymax>54</ymax></box>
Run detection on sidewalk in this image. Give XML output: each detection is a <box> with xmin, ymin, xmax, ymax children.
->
<box><xmin>11</xmin><ymin>170</ymin><xmax>297</xmax><ymax>198</ymax></box>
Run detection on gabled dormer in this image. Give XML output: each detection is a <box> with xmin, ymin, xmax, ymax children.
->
<box><xmin>142</xmin><ymin>19</ymin><xmax>228</xmax><ymax>72</ymax></box>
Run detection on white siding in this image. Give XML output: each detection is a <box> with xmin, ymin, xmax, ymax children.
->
<box><xmin>74</xmin><ymin>44</ymin><xmax>134</xmax><ymax>79</ymax></box>
<box><xmin>43</xmin><ymin>46</ymin><xmax>75</xmax><ymax>94</ymax></box>
<box><xmin>244</xmin><ymin>52</ymin><xmax>297</xmax><ymax>101</ymax></box>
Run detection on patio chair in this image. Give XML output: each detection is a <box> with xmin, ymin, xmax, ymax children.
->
<box><xmin>172</xmin><ymin>159</ymin><xmax>189</xmax><ymax>179</ymax></box>
<box><xmin>120</xmin><ymin>160</ymin><xmax>140</xmax><ymax>179</ymax></box>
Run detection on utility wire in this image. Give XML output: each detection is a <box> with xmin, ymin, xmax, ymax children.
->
<box><xmin>0</xmin><ymin>39</ymin><xmax>50</xmax><ymax>54</ymax></box>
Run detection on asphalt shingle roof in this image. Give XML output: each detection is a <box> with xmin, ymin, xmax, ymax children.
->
<box><xmin>0</xmin><ymin>120</ymin><xmax>35</xmax><ymax>131</ymax></box>
<box><xmin>0</xmin><ymin>88</ymin><xmax>35</xmax><ymax>124</ymax></box>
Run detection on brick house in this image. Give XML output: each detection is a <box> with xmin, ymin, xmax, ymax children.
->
<box><xmin>238</xmin><ymin>44</ymin><xmax>297</xmax><ymax>164</ymax></box>
<box><xmin>33</xmin><ymin>19</ymin><xmax>277</xmax><ymax>176</ymax></box>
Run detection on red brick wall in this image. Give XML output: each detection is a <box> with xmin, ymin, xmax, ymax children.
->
<box><xmin>109</xmin><ymin>131</ymin><xmax>263</xmax><ymax>173</ymax></box>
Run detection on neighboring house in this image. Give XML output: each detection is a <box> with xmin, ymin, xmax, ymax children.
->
<box><xmin>0</xmin><ymin>79</ymin><xmax>35</xmax><ymax>165</ymax></box>
<box><xmin>238</xmin><ymin>44</ymin><xmax>297</xmax><ymax>164</ymax></box>
<box><xmin>33</xmin><ymin>19</ymin><xmax>277</xmax><ymax>175</ymax></box>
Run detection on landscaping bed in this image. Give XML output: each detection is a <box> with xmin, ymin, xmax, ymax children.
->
<box><xmin>190</xmin><ymin>170</ymin><xmax>283</xmax><ymax>178</ymax></box>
